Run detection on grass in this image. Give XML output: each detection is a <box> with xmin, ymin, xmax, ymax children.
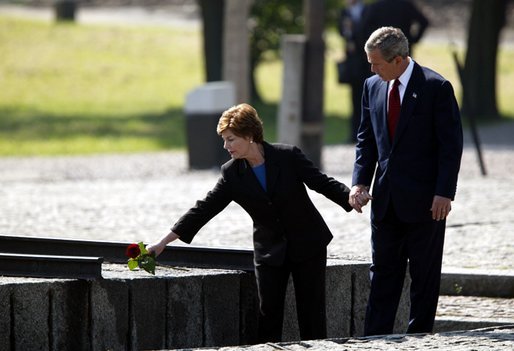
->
<box><xmin>1</xmin><ymin>15</ymin><xmax>513</xmax><ymax>156</ymax></box>
<box><xmin>0</xmin><ymin>16</ymin><xmax>200</xmax><ymax>155</ymax></box>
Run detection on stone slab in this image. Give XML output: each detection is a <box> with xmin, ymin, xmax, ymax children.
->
<box><xmin>203</xmin><ymin>272</ymin><xmax>241</xmax><ymax>347</ymax></box>
<box><xmin>50</xmin><ymin>280</ymin><xmax>90</xmax><ymax>350</ymax></box>
<box><xmin>129</xmin><ymin>278</ymin><xmax>167</xmax><ymax>349</ymax></box>
<box><xmin>0</xmin><ymin>284</ymin><xmax>12</xmax><ymax>349</ymax></box>
<box><xmin>12</xmin><ymin>281</ymin><xmax>51</xmax><ymax>350</ymax></box>
<box><xmin>90</xmin><ymin>279</ymin><xmax>129</xmax><ymax>351</ymax></box>
<box><xmin>440</xmin><ymin>269</ymin><xmax>514</xmax><ymax>297</ymax></box>
<box><xmin>166</xmin><ymin>274</ymin><xmax>204</xmax><ymax>348</ymax></box>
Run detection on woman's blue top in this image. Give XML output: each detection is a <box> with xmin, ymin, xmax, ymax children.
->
<box><xmin>252</xmin><ymin>163</ymin><xmax>267</xmax><ymax>192</ymax></box>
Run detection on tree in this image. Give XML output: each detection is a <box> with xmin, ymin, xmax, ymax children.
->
<box><xmin>196</xmin><ymin>0</ymin><xmax>341</xmax><ymax>102</ymax></box>
<box><xmin>248</xmin><ymin>0</ymin><xmax>341</xmax><ymax>103</ymax></box>
<box><xmin>198</xmin><ymin>0</ymin><xmax>224</xmax><ymax>82</ymax></box>
<box><xmin>248</xmin><ymin>1</ymin><xmax>304</xmax><ymax>102</ymax></box>
<box><xmin>461</xmin><ymin>0</ymin><xmax>508</xmax><ymax>120</ymax></box>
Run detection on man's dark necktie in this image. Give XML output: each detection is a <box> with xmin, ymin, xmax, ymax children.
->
<box><xmin>388</xmin><ymin>79</ymin><xmax>401</xmax><ymax>140</ymax></box>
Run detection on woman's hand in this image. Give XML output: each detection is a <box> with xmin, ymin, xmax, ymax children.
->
<box><xmin>146</xmin><ymin>231</ymin><xmax>180</xmax><ymax>257</ymax></box>
<box><xmin>146</xmin><ymin>241</ymin><xmax>167</xmax><ymax>257</ymax></box>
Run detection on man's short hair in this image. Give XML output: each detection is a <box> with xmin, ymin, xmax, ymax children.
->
<box><xmin>365</xmin><ymin>27</ymin><xmax>410</xmax><ymax>62</ymax></box>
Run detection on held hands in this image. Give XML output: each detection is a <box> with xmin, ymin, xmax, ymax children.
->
<box><xmin>349</xmin><ymin>185</ymin><xmax>373</xmax><ymax>213</ymax></box>
<box><xmin>348</xmin><ymin>187</ymin><xmax>452</xmax><ymax>219</ymax></box>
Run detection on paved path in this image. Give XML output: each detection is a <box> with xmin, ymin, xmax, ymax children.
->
<box><xmin>1</xmin><ymin>121</ymin><xmax>513</xmax><ymax>273</ymax></box>
<box><xmin>199</xmin><ymin>325</ymin><xmax>514</xmax><ymax>350</ymax></box>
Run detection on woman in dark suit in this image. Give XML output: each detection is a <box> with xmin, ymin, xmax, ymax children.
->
<box><xmin>147</xmin><ymin>103</ymin><xmax>353</xmax><ymax>342</ymax></box>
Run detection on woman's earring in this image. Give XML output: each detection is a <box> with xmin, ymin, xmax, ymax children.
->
<box><xmin>250</xmin><ymin>140</ymin><xmax>253</xmax><ymax>144</ymax></box>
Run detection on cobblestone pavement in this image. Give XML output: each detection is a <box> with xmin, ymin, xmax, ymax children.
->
<box><xmin>1</xmin><ymin>121</ymin><xmax>513</xmax><ymax>273</ymax></box>
<box><xmin>199</xmin><ymin>326</ymin><xmax>514</xmax><ymax>350</ymax></box>
<box><xmin>437</xmin><ymin>296</ymin><xmax>514</xmax><ymax>323</ymax></box>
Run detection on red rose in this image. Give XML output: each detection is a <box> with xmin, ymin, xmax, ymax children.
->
<box><xmin>125</xmin><ymin>243</ymin><xmax>141</xmax><ymax>258</ymax></box>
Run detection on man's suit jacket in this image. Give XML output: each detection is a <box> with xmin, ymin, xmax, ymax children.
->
<box><xmin>173</xmin><ymin>142</ymin><xmax>353</xmax><ymax>266</ymax></box>
<box><xmin>352</xmin><ymin>62</ymin><xmax>463</xmax><ymax>223</ymax></box>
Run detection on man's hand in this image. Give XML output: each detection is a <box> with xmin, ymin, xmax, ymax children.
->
<box><xmin>431</xmin><ymin>195</ymin><xmax>452</xmax><ymax>221</ymax></box>
<box><xmin>349</xmin><ymin>185</ymin><xmax>373</xmax><ymax>213</ymax></box>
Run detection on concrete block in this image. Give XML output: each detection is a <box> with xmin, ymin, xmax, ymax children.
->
<box><xmin>50</xmin><ymin>280</ymin><xmax>90</xmax><ymax>350</ymax></box>
<box><xmin>440</xmin><ymin>269</ymin><xmax>514</xmax><ymax>297</ymax></box>
<box><xmin>223</xmin><ymin>0</ymin><xmax>251</xmax><ymax>103</ymax></box>
<box><xmin>326</xmin><ymin>262</ymin><xmax>353</xmax><ymax>338</ymax></box>
<box><xmin>128</xmin><ymin>278</ymin><xmax>167</xmax><ymax>350</ymax></box>
<box><xmin>166</xmin><ymin>275</ymin><xmax>204</xmax><ymax>349</ymax></box>
<box><xmin>278</xmin><ymin>34</ymin><xmax>306</xmax><ymax>146</ymax></box>
<box><xmin>0</xmin><ymin>261</ymin><xmax>415</xmax><ymax>349</ymax></box>
<box><xmin>90</xmin><ymin>279</ymin><xmax>129</xmax><ymax>351</ymax></box>
<box><xmin>184</xmin><ymin>81</ymin><xmax>235</xmax><ymax>115</ymax></box>
<box><xmin>239</xmin><ymin>272</ymin><xmax>259</xmax><ymax>345</ymax></box>
<box><xmin>184</xmin><ymin>82</ymin><xmax>234</xmax><ymax>169</ymax></box>
<box><xmin>350</xmin><ymin>262</ymin><xmax>371</xmax><ymax>337</ymax></box>
<box><xmin>12</xmin><ymin>281</ymin><xmax>51</xmax><ymax>350</ymax></box>
<box><xmin>282</xmin><ymin>261</ymin><xmax>356</xmax><ymax>342</ymax></box>
<box><xmin>202</xmin><ymin>272</ymin><xmax>241</xmax><ymax>347</ymax></box>
<box><xmin>349</xmin><ymin>261</ymin><xmax>411</xmax><ymax>335</ymax></box>
<box><xmin>0</xmin><ymin>284</ymin><xmax>12</xmax><ymax>349</ymax></box>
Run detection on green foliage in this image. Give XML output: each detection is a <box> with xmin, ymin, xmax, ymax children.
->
<box><xmin>1</xmin><ymin>15</ymin><xmax>513</xmax><ymax>157</ymax></box>
<box><xmin>127</xmin><ymin>259</ymin><xmax>139</xmax><ymax>270</ymax></box>
<box><xmin>249</xmin><ymin>0</ymin><xmax>342</xmax><ymax>66</ymax></box>
<box><xmin>0</xmin><ymin>16</ymin><xmax>198</xmax><ymax>155</ymax></box>
<box><xmin>247</xmin><ymin>0</ymin><xmax>347</xmax><ymax>102</ymax></box>
<box><xmin>127</xmin><ymin>242</ymin><xmax>156</xmax><ymax>275</ymax></box>
<box><xmin>249</xmin><ymin>0</ymin><xmax>304</xmax><ymax>66</ymax></box>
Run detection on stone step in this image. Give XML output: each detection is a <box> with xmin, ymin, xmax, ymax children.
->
<box><xmin>434</xmin><ymin>295</ymin><xmax>514</xmax><ymax>333</ymax></box>
<box><xmin>440</xmin><ymin>268</ymin><xmax>514</xmax><ymax>298</ymax></box>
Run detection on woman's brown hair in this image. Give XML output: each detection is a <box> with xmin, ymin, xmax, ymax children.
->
<box><xmin>217</xmin><ymin>103</ymin><xmax>264</xmax><ymax>143</ymax></box>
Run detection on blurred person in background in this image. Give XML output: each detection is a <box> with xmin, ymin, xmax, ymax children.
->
<box><xmin>361</xmin><ymin>0</ymin><xmax>429</xmax><ymax>56</ymax></box>
<box><xmin>338</xmin><ymin>0</ymin><xmax>373</xmax><ymax>143</ymax></box>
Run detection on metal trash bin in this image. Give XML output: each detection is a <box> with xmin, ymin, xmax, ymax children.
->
<box><xmin>54</xmin><ymin>0</ymin><xmax>77</xmax><ymax>21</ymax></box>
<box><xmin>184</xmin><ymin>81</ymin><xmax>235</xmax><ymax>169</ymax></box>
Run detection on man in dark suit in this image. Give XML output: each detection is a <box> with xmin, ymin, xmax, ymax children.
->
<box><xmin>349</xmin><ymin>27</ymin><xmax>463</xmax><ymax>336</ymax></box>
<box><xmin>148</xmin><ymin>103</ymin><xmax>354</xmax><ymax>342</ymax></box>
<box><xmin>361</xmin><ymin>0</ymin><xmax>429</xmax><ymax>55</ymax></box>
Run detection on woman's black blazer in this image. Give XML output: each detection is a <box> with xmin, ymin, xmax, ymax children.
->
<box><xmin>172</xmin><ymin>142</ymin><xmax>353</xmax><ymax>266</ymax></box>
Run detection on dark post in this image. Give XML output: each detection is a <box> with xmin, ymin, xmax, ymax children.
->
<box><xmin>54</xmin><ymin>0</ymin><xmax>77</xmax><ymax>22</ymax></box>
<box><xmin>301</xmin><ymin>0</ymin><xmax>325</xmax><ymax>168</ymax></box>
<box><xmin>451</xmin><ymin>48</ymin><xmax>487</xmax><ymax>176</ymax></box>
<box><xmin>198</xmin><ymin>0</ymin><xmax>225</xmax><ymax>82</ymax></box>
